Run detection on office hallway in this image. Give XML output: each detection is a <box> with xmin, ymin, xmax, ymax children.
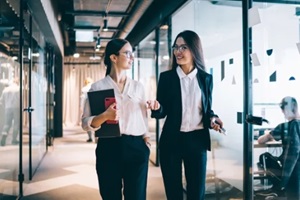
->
<box><xmin>14</xmin><ymin>126</ymin><xmax>245</xmax><ymax>200</ymax></box>
<box><xmin>21</xmin><ymin>126</ymin><xmax>166</xmax><ymax>200</ymax></box>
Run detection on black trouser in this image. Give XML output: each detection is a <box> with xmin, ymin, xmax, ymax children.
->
<box><xmin>96</xmin><ymin>134</ymin><xmax>150</xmax><ymax>200</ymax></box>
<box><xmin>159</xmin><ymin>130</ymin><xmax>207</xmax><ymax>200</ymax></box>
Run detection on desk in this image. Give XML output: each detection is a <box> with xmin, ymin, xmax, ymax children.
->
<box><xmin>254</xmin><ymin>140</ymin><xmax>282</xmax><ymax>148</ymax></box>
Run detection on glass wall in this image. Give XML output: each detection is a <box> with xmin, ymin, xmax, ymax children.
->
<box><xmin>0</xmin><ymin>1</ymin><xmax>49</xmax><ymax>197</ymax></box>
<box><xmin>135</xmin><ymin>31</ymin><xmax>157</xmax><ymax>163</ymax></box>
<box><xmin>134</xmin><ymin>24</ymin><xmax>171</xmax><ymax>166</ymax></box>
<box><xmin>251</xmin><ymin>1</ymin><xmax>300</xmax><ymax>195</ymax></box>
<box><xmin>156</xmin><ymin>25</ymin><xmax>171</xmax><ymax>166</ymax></box>
<box><xmin>29</xmin><ymin>43</ymin><xmax>47</xmax><ymax>179</ymax></box>
<box><xmin>170</xmin><ymin>0</ymin><xmax>300</xmax><ymax>198</ymax></box>
<box><xmin>172</xmin><ymin>0</ymin><xmax>244</xmax><ymax>198</ymax></box>
<box><xmin>0</xmin><ymin>53</ymin><xmax>21</xmax><ymax>197</ymax></box>
<box><xmin>0</xmin><ymin>2</ymin><xmax>22</xmax><ymax>197</ymax></box>
<box><xmin>22</xmin><ymin>11</ymin><xmax>48</xmax><ymax>183</ymax></box>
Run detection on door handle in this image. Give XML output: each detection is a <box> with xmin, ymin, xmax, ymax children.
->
<box><xmin>23</xmin><ymin>107</ymin><xmax>34</xmax><ymax>112</ymax></box>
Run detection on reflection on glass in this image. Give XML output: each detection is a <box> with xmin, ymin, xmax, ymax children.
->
<box><xmin>137</xmin><ymin>31</ymin><xmax>157</xmax><ymax>164</ymax></box>
<box><xmin>252</xmin><ymin>2</ymin><xmax>300</xmax><ymax>197</ymax></box>
<box><xmin>0</xmin><ymin>77</ymin><xmax>20</xmax><ymax>146</ymax></box>
<box><xmin>173</xmin><ymin>0</ymin><xmax>244</xmax><ymax>198</ymax></box>
<box><xmin>21</xmin><ymin>14</ymin><xmax>47</xmax><ymax>183</ymax></box>
<box><xmin>136</xmin><ymin>26</ymin><xmax>171</xmax><ymax>165</ymax></box>
<box><xmin>0</xmin><ymin>54</ymin><xmax>21</xmax><ymax>196</ymax></box>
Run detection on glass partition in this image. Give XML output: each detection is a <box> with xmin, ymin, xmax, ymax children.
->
<box><xmin>172</xmin><ymin>0</ymin><xmax>244</xmax><ymax>198</ymax></box>
<box><xmin>22</xmin><ymin>13</ymin><xmax>47</xmax><ymax>182</ymax></box>
<box><xmin>0</xmin><ymin>54</ymin><xmax>21</xmax><ymax>197</ymax></box>
<box><xmin>30</xmin><ymin>44</ymin><xmax>47</xmax><ymax>179</ymax></box>
<box><xmin>135</xmin><ymin>26</ymin><xmax>171</xmax><ymax>166</ymax></box>
<box><xmin>0</xmin><ymin>0</ymin><xmax>56</xmax><ymax>197</ymax></box>
<box><xmin>157</xmin><ymin>25</ymin><xmax>171</xmax><ymax>166</ymax></box>
<box><xmin>136</xmin><ymin>31</ymin><xmax>157</xmax><ymax>164</ymax></box>
<box><xmin>251</xmin><ymin>1</ymin><xmax>300</xmax><ymax>195</ymax></box>
<box><xmin>0</xmin><ymin>1</ymin><xmax>22</xmax><ymax>196</ymax></box>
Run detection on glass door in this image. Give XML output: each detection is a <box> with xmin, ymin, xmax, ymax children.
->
<box><xmin>22</xmin><ymin>4</ymin><xmax>47</xmax><ymax>184</ymax></box>
<box><xmin>46</xmin><ymin>46</ymin><xmax>55</xmax><ymax>147</ymax></box>
<box><xmin>0</xmin><ymin>0</ymin><xmax>23</xmax><ymax>197</ymax></box>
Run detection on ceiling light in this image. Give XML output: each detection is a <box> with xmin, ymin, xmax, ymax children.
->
<box><xmin>103</xmin><ymin>12</ymin><xmax>108</xmax><ymax>31</ymax></box>
<box><xmin>96</xmin><ymin>35</ymin><xmax>101</xmax><ymax>48</ymax></box>
<box><xmin>103</xmin><ymin>19</ymin><xmax>108</xmax><ymax>31</ymax></box>
<box><xmin>160</xmin><ymin>25</ymin><xmax>168</xmax><ymax>30</ymax></box>
<box><xmin>32</xmin><ymin>53</ymin><xmax>40</xmax><ymax>57</ymax></box>
<box><xmin>90</xmin><ymin>56</ymin><xmax>101</xmax><ymax>60</ymax></box>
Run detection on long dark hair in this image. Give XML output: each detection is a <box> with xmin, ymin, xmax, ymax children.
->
<box><xmin>171</xmin><ymin>30</ymin><xmax>206</xmax><ymax>71</ymax></box>
<box><xmin>104</xmin><ymin>38</ymin><xmax>129</xmax><ymax>76</ymax></box>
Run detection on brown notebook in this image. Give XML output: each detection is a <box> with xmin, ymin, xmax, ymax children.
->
<box><xmin>87</xmin><ymin>89</ymin><xmax>121</xmax><ymax>138</ymax></box>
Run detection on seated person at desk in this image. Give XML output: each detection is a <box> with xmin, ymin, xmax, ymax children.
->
<box><xmin>257</xmin><ymin>122</ymin><xmax>286</xmax><ymax>191</ymax></box>
<box><xmin>257</xmin><ymin>96</ymin><xmax>300</xmax><ymax>199</ymax></box>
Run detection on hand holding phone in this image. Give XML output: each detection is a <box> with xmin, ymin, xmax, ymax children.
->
<box><xmin>104</xmin><ymin>97</ymin><xmax>118</xmax><ymax>124</ymax></box>
<box><xmin>213</xmin><ymin>118</ymin><xmax>227</xmax><ymax>135</ymax></box>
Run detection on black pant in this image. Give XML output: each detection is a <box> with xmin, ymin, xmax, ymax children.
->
<box><xmin>159</xmin><ymin>130</ymin><xmax>207</xmax><ymax>200</ymax></box>
<box><xmin>96</xmin><ymin>135</ymin><xmax>150</xmax><ymax>200</ymax></box>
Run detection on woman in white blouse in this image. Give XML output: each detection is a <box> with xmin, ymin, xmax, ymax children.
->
<box><xmin>147</xmin><ymin>30</ymin><xmax>223</xmax><ymax>200</ymax></box>
<box><xmin>81</xmin><ymin>39</ymin><xmax>150</xmax><ymax>200</ymax></box>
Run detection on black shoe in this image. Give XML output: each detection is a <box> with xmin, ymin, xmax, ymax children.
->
<box><xmin>1</xmin><ymin>135</ymin><xmax>7</xmax><ymax>146</ymax></box>
<box><xmin>86</xmin><ymin>138</ymin><xmax>93</xmax><ymax>142</ymax></box>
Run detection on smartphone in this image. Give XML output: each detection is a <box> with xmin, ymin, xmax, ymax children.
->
<box><xmin>104</xmin><ymin>97</ymin><xmax>118</xmax><ymax>124</ymax></box>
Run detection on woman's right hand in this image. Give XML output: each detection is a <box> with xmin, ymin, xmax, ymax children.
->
<box><xmin>105</xmin><ymin>103</ymin><xmax>118</xmax><ymax>120</ymax></box>
<box><xmin>146</xmin><ymin>100</ymin><xmax>160</xmax><ymax>110</ymax></box>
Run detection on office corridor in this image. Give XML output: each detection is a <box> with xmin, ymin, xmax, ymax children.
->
<box><xmin>11</xmin><ymin>126</ymin><xmax>244</xmax><ymax>200</ymax></box>
<box><xmin>21</xmin><ymin>126</ymin><xmax>166</xmax><ymax>200</ymax></box>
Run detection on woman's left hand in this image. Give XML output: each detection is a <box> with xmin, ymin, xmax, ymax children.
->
<box><xmin>144</xmin><ymin>137</ymin><xmax>151</xmax><ymax>149</ymax></box>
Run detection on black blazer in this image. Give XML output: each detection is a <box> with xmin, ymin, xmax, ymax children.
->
<box><xmin>151</xmin><ymin>68</ymin><xmax>216</xmax><ymax>151</ymax></box>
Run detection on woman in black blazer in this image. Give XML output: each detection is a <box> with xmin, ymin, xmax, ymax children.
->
<box><xmin>147</xmin><ymin>30</ymin><xmax>224</xmax><ymax>200</ymax></box>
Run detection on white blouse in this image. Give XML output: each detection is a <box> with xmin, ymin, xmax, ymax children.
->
<box><xmin>81</xmin><ymin>75</ymin><xmax>149</xmax><ymax>137</ymax></box>
<box><xmin>176</xmin><ymin>67</ymin><xmax>204</xmax><ymax>132</ymax></box>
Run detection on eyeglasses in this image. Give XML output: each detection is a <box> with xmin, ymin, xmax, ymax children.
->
<box><xmin>280</xmin><ymin>101</ymin><xmax>287</xmax><ymax>110</ymax></box>
<box><xmin>119</xmin><ymin>51</ymin><xmax>134</xmax><ymax>58</ymax></box>
<box><xmin>172</xmin><ymin>45</ymin><xmax>188</xmax><ymax>53</ymax></box>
